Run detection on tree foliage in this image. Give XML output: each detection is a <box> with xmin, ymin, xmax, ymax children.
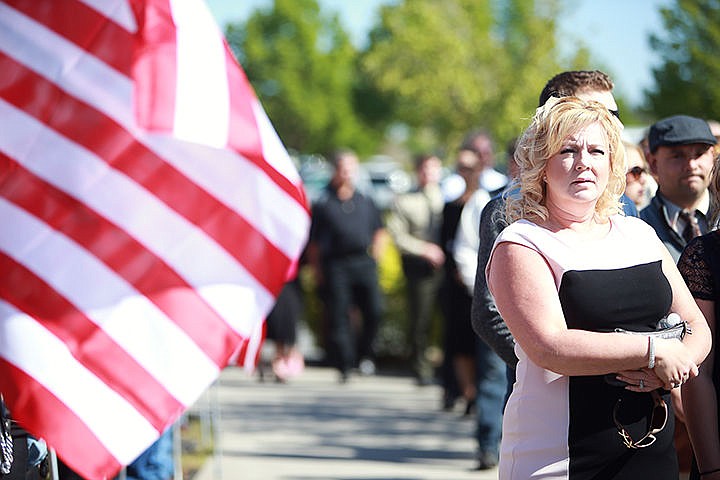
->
<box><xmin>227</xmin><ymin>0</ymin><xmax>616</xmax><ymax>159</ymax></box>
<box><xmin>646</xmin><ymin>0</ymin><xmax>720</xmax><ymax>120</ymax></box>
<box><xmin>226</xmin><ymin>0</ymin><xmax>380</xmax><ymax>155</ymax></box>
<box><xmin>361</xmin><ymin>0</ymin><xmax>565</xmax><ymax>154</ymax></box>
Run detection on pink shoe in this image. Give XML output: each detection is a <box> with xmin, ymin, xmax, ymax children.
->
<box><xmin>272</xmin><ymin>351</ymin><xmax>304</xmax><ymax>380</ymax></box>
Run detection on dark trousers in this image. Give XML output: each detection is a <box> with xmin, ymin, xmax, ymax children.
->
<box><xmin>402</xmin><ymin>256</ymin><xmax>443</xmax><ymax>381</ymax></box>
<box><xmin>323</xmin><ymin>254</ymin><xmax>383</xmax><ymax>374</ymax></box>
<box><xmin>439</xmin><ymin>272</ymin><xmax>477</xmax><ymax>400</ymax></box>
<box><xmin>474</xmin><ymin>337</ymin><xmax>507</xmax><ymax>456</ymax></box>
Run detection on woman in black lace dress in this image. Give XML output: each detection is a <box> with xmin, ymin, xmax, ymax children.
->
<box><xmin>678</xmin><ymin>168</ymin><xmax>720</xmax><ymax>480</ymax></box>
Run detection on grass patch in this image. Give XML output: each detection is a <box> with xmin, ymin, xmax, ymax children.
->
<box><xmin>181</xmin><ymin>413</ymin><xmax>215</xmax><ymax>479</ymax></box>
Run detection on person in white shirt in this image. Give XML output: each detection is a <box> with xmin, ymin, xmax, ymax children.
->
<box><xmin>451</xmin><ymin>131</ymin><xmax>504</xmax><ymax>471</ymax></box>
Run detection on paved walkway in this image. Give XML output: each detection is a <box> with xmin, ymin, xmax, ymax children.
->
<box><xmin>193</xmin><ymin>366</ymin><xmax>499</xmax><ymax>480</ymax></box>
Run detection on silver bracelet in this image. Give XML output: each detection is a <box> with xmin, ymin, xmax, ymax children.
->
<box><xmin>648</xmin><ymin>336</ymin><xmax>656</xmax><ymax>369</ymax></box>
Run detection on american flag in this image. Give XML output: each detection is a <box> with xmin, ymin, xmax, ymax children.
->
<box><xmin>0</xmin><ymin>0</ymin><xmax>310</xmax><ymax>478</ymax></box>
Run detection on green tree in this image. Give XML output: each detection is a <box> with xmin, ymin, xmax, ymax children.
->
<box><xmin>226</xmin><ymin>0</ymin><xmax>381</xmax><ymax>155</ymax></box>
<box><xmin>360</xmin><ymin>0</ymin><xmax>565</xmax><ymax>156</ymax></box>
<box><xmin>489</xmin><ymin>0</ymin><xmax>563</xmax><ymax>142</ymax></box>
<box><xmin>646</xmin><ymin>0</ymin><xmax>720</xmax><ymax>119</ymax></box>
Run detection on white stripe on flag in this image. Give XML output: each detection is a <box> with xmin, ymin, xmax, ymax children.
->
<box><xmin>0</xmin><ymin>99</ymin><xmax>274</xmax><ymax>335</ymax></box>
<box><xmin>0</xmin><ymin>301</ymin><xmax>157</xmax><ymax>465</ymax></box>
<box><xmin>0</xmin><ymin>3</ymin><xmax>134</xmax><ymax>123</ymax></box>
<box><xmin>252</xmin><ymin>99</ymin><xmax>304</xmax><ymax>183</ymax></box>
<box><xmin>0</xmin><ymin>5</ymin><xmax>309</xmax><ymax>261</ymax></box>
<box><xmin>170</xmin><ymin>0</ymin><xmax>230</xmax><ymax>147</ymax></box>
<box><xmin>78</xmin><ymin>0</ymin><xmax>138</xmax><ymax>33</ymax></box>
<box><xmin>144</xmin><ymin>136</ymin><xmax>311</xmax><ymax>259</ymax></box>
<box><xmin>0</xmin><ymin>199</ymin><xmax>219</xmax><ymax>405</ymax></box>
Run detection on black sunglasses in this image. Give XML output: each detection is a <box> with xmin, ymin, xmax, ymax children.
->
<box><xmin>613</xmin><ymin>390</ymin><xmax>668</xmax><ymax>449</ymax></box>
<box><xmin>626</xmin><ymin>166</ymin><xmax>647</xmax><ymax>180</ymax></box>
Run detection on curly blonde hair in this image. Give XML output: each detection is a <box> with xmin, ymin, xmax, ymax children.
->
<box><xmin>505</xmin><ymin>96</ymin><xmax>626</xmax><ymax>223</ymax></box>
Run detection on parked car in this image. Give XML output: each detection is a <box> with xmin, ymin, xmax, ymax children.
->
<box><xmin>297</xmin><ymin>154</ymin><xmax>333</xmax><ymax>206</ymax></box>
<box><xmin>298</xmin><ymin>154</ymin><xmax>410</xmax><ymax>211</ymax></box>
<box><xmin>359</xmin><ymin>156</ymin><xmax>412</xmax><ymax>211</ymax></box>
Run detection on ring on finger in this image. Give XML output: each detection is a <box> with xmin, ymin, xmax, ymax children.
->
<box><xmin>638</xmin><ymin>379</ymin><xmax>645</xmax><ymax>389</ymax></box>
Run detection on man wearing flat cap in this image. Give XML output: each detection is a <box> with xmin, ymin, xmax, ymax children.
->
<box><xmin>641</xmin><ymin>114</ymin><xmax>718</xmax><ymax>261</ymax></box>
<box><xmin>639</xmin><ymin>114</ymin><xmax>717</xmax><ymax>473</ymax></box>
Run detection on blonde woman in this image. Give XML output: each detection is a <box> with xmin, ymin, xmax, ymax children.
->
<box><xmin>486</xmin><ymin>97</ymin><xmax>711</xmax><ymax>479</ymax></box>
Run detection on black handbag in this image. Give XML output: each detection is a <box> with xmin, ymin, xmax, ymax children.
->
<box><xmin>604</xmin><ymin>314</ymin><xmax>691</xmax><ymax>387</ymax></box>
<box><xmin>613</xmin><ymin>314</ymin><xmax>691</xmax><ymax>340</ymax></box>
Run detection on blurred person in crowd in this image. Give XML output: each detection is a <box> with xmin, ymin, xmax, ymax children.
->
<box><xmin>308</xmin><ymin>150</ymin><xmax>385</xmax><ymax>383</ymax></box>
<box><xmin>439</xmin><ymin>148</ymin><xmax>485</xmax><ymax>412</ymax></box>
<box><xmin>120</xmin><ymin>429</ymin><xmax>174</xmax><ymax>480</ymax></box>
<box><xmin>451</xmin><ymin>135</ymin><xmax>504</xmax><ymax>470</ymax></box>
<box><xmin>678</xmin><ymin>155</ymin><xmax>720</xmax><ymax>480</ymax></box>
<box><xmin>263</xmin><ymin>275</ymin><xmax>305</xmax><ymax>383</ymax></box>
<box><xmin>461</xmin><ymin>129</ymin><xmax>509</xmax><ymax>196</ymax></box>
<box><xmin>387</xmin><ymin>154</ymin><xmax>445</xmax><ymax>386</ymax></box>
<box><xmin>487</xmin><ymin>95</ymin><xmax>710</xmax><ymax>479</ymax></box>
<box><xmin>623</xmin><ymin>140</ymin><xmax>654</xmax><ymax>209</ymax></box>
<box><xmin>471</xmin><ymin>136</ymin><xmax>521</xmax><ymax>371</ymax></box>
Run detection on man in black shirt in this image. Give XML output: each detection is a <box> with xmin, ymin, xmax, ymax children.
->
<box><xmin>308</xmin><ymin>150</ymin><xmax>385</xmax><ymax>382</ymax></box>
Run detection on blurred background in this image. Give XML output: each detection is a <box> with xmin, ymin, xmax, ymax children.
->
<box><xmin>205</xmin><ymin>0</ymin><xmax>720</xmax><ymax>365</ymax></box>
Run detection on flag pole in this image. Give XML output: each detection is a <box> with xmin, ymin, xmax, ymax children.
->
<box><xmin>173</xmin><ymin>423</ymin><xmax>182</xmax><ymax>480</ymax></box>
<box><xmin>212</xmin><ymin>375</ymin><xmax>222</xmax><ymax>480</ymax></box>
<box><xmin>48</xmin><ymin>449</ymin><xmax>59</xmax><ymax>480</ymax></box>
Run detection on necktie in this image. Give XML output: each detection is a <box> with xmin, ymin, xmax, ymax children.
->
<box><xmin>679</xmin><ymin>209</ymin><xmax>702</xmax><ymax>242</ymax></box>
<box><xmin>422</xmin><ymin>190</ymin><xmax>439</xmax><ymax>243</ymax></box>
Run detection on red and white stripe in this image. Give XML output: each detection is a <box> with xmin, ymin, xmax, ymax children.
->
<box><xmin>0</xmin><ymin>0</ymin><xmax>310</xmax><ymax>478</ymax></box>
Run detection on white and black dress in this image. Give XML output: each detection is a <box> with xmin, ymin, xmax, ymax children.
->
<box><xmin>489</xmin><ymin>215</ymin><xmax>677</xmax><ymax>479</ymax></box>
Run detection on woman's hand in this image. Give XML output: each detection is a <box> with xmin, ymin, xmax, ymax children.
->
<box><xmin>615</xmin><ymin>368</ymin><xmax>664</xmax><ymax>392</ymax></box>
<box><xmin>653</xmin><ymin>338</ymin><xmax>699</xmax><ymax>390</ymax></box>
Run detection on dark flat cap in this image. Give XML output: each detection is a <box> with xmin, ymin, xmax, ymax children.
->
<box><xmin>648</xmin><ymin>115</ymin><xmax>717</xmax><ymax>153</ymax></box>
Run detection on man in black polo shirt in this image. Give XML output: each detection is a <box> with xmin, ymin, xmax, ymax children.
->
<box><xmin>308</xmin><ymin>150</ymin><xmax>385</xmax><ymax>382</ymax></box>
